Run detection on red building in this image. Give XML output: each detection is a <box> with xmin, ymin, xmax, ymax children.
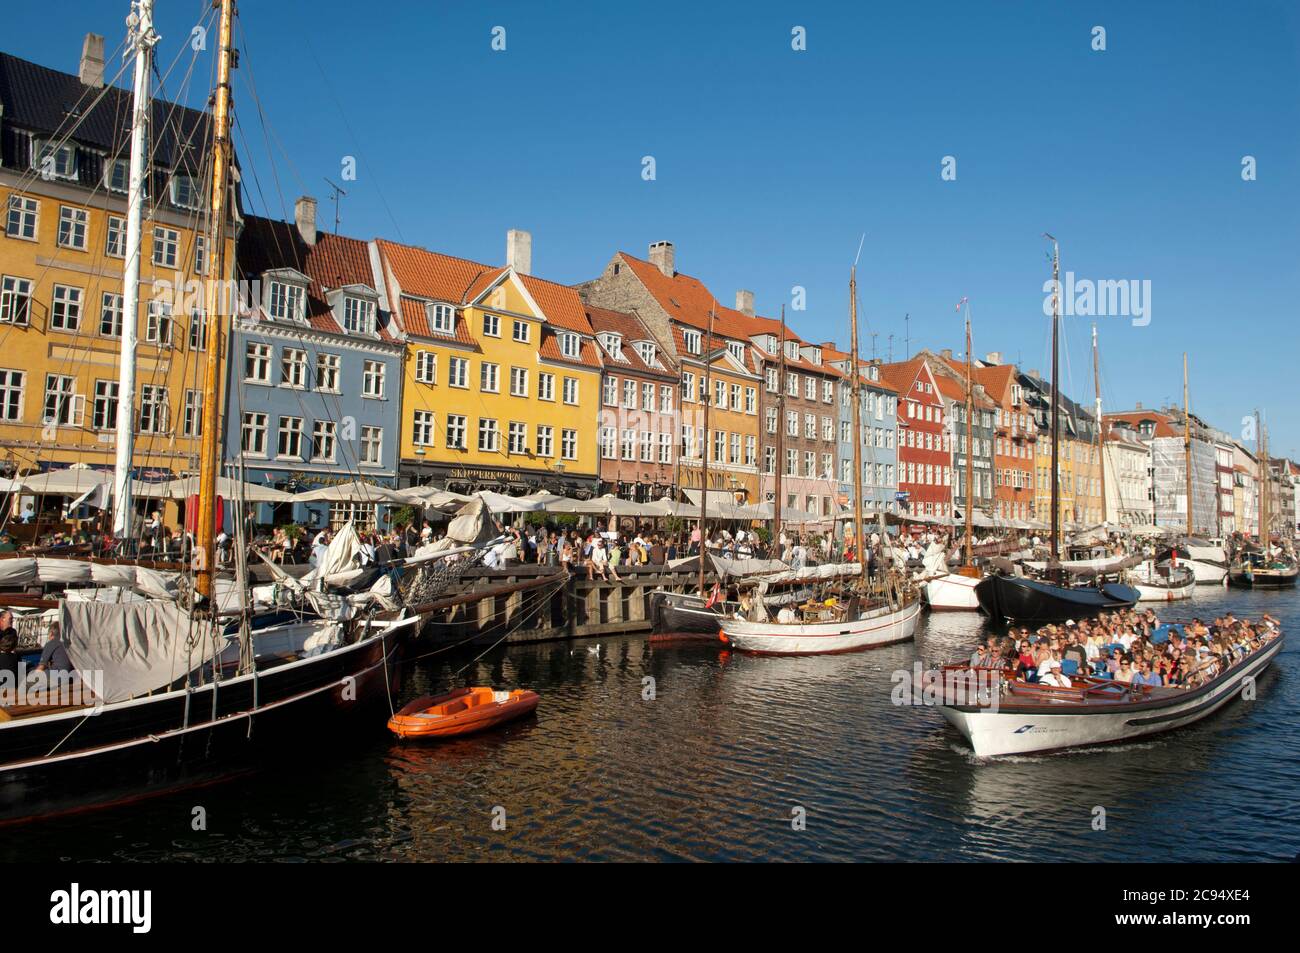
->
<box><xmin>880</xmin><ymin>357</ymin><xmax>950</xmax><ymax>523</ymax></box>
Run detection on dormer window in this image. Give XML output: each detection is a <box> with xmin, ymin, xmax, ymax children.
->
<box><xmin>869</xmin><ymin>366</ymin><xmax>879</xmax><ymax>381</ymax></box>
<box><xmin>559</xmin><ymin>332</ymin><xmax>580</xmax><ymax>358</ymax></box>
<box><xmin>32</xmin><ymin>140</ymin><xmax>77</xmax><ymax>180</ymax></box>
<box><xmin>636</xmin><ymin>341</ymin><xmax>656</xmax><ymax>365</ymax></box>
<box><xmin>106</xmin><ymin>159</ymin><xmax>130</xmax><ymax>194</ymax></box>
<box><xmin>811</xmin><ymin>347</ymin><xmax>822</xmax><ymax>365</ymax></box>
<box><xmin>343</xmin><ymin>296</ymin><xmax>375</xmax><ymax>335</ymax></box>
<box><xmin>683</xmin><ymin>329</ymin><xmax>701</xmax><ymax>355</ymax></box>
<box><xmin>785</xmin><ymin>340</ymin><xmax>799</xmax><ymax>361</ymax></box>
<box><xmin>266</xmin><ymin>277</ymin><xmax>307</xmax><ymax>323</ymax></box>
<box><xmin>764</xmin><ymin>334</ymin><xmax>777</xmax><ymax>353</ymax></box>
<box><xmin>727</xmin><ymin>341</ymin><xmax>745</xmax><ymax>362</ymax></box>
<box><xmin>170</xmin><ymin>174</ymin><xmax>202</xmax><ymax>210</ymax></box>
<box><xmin>428</xmin><ymin>302</ymin><xmax>455</xmax><ymax>334</ymax></box>
<box><xmin>599</xmin><ymin>332</ymin><xmax>623</xmax><ymax>359</ymax></box>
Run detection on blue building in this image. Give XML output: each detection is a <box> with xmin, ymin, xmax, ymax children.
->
<box><xmin>224</xmin><ymin>202</ymin><xmax>404</xmax><ymax>532</ymax></box>
<box><xmin>829</xmin><ymin>352</ymin><xmax>899</xmax><ymax>517</ymax></box>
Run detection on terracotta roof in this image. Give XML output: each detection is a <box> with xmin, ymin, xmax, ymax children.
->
<box><xmin>585</xmin><ymin>305</ymin><xmax>674</xmax><ymax>377</ymax></box>
<box><xmin>1103</xmin><ymin>410</ymin><xmax>1179</xmax><ymax>439</ymax></box>
<box><xmin>376</xmin><ymin>239</ymin><xmax>494</xmax><ymax>308</ymax></box>
<box><xmin>615</xmin><ymin>252</ymin><xmax>757</xmax><ymax>346</ymax></box>
<box><xmin>941</xmin><ymin>357</ymin><xmax>1018</xmax><ymax>405</ymax></box>
<box><xmin>737</xmin><ymin>314</ymin><xmax>843</xmax><ymax>377</ymax></box>
<box><xmin>538</xmin><ymin>328</ymin><xmax>600</xmax><ymax>369</ymax></box>
<box><xmin>237</xmin><ymin>215</ymin><xmax>398</xmax><ymax>342</ymax></box>
<box><xmin>878</xmin><ymin>357</ymin><xmax>938</xmax><ymax>400</ymax></box>
<box><xmin>398</xmin><ymin>296</ymin><xmax>478</xmax><ymax>349</ymax></box>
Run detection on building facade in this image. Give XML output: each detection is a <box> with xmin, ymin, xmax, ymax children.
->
<box><xmin>879</xmin><ymin>357</ymin><xmax>949</xmax><ymax>524</ymax></box>
<box><xmin>226</xmin><ymin>206</ymin><xmax>403</xmax><ymax>530</ymax></box>
<box><xmin>1102</xmin><ymin>422</ymin><xmax>1153</xmax><ymax>526</ymax></box>
<box><xmin>826</xmin><ymin>349</ymin><xmax>898</xmax><ymax>517</ymax></box>
<box><xmin>0</xmin><ymin>42</ymin><xmax>238</xmax><ymax>528</ymax></box>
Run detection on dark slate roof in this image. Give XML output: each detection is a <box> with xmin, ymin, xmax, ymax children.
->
<box><xmin>0</xmin><ymin>50</ymin><xmax>236</xmax><ymax>210</ymax></box>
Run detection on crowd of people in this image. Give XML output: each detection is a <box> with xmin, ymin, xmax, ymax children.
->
<box><xmin>965</xmin><ymin>607</ymin><xmax>1281</xmax><ymax>691</ymax></box>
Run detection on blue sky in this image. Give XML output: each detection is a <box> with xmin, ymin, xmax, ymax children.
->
<box><xmin>10</xmin><ymin>1</ymin><xmax>1300</xmax><ymax>454</ymax></box>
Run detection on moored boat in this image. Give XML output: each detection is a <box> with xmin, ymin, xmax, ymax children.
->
<box><xmin>975</xmin><ymin>572</ymin><xmax>1139</xmax><ymax>624</ymax></box>
<box><xmin>1128</xmin><ymin>560</ymin><xmax>1196</xmax><ymax>602</ymax></box>
<box><xmin>387</xmin><ymin>687</ymin><xmax>539</xmax><ymax>739</ymax></box>
<box><xmin>923</xmin><ymin>567</ymin><xmax>982</xmax><ymax>611</ymax></box>
<box><xmin>1228</xmin><ymin>552</ymin><xmax>1299</xmax><ymax>588</ymax></box>
<box><xmin>719</xmin><ymin>597</ymin><xmax>921</xmax><ymax>655</ymax></box>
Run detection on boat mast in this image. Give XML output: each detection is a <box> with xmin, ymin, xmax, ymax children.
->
<box><xmin>697</xmin><ymin>303</ymin><xmax>715</xmax><ymax>596</ymax></box>
<box><xmin>1257</xmin><ymin>411</ymin><xmax>1268</xmax><ymax>547</ymax></box>
<box><xmin>112</xmin><ymin>0</ymin><xmax>159</xmax><ymax>543</ymax></box>
<box><xmin>849</xmin><ymin>266</ymin><xmax>866</xmax><ymax>583</ymax></box>
<box><xmin>1093</xmin><ymin>323</ymin><xmax>1106</xmax><ymax>525</ymax></box>
<box><xmin>774</xmin><ymin>306</ymin><xmax>786</xmax><ymax>556</ymax></box>
<box><xmin>1046</xmin><ymin>235</ymin><xmax>1060</xmax><ymax>565</ymax></box>
<box><xmin>1183</xmin><ymin>352</ymin><xmax>1193</xmax><ymax>538</ymax></box>
<box><xmin>963</xmin><ymin>302</ymin><xmax>973</xmax><ymax>565</ymax></box>
<box><xmin>195</xmin><ymin>0</ymin><xmax>236</xmax><ymax>601</ymax></box>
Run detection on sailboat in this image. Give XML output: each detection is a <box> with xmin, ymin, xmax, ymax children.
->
<box><xmin>924</xmin><ymin>300</ymin><xmax>983</xmax><ymax>611</ymax></box>
<box><xmin>975</xmin><ymin>237</ymin><xmax>1138</xmax><ymax>624</ymax></box>
<box><xmin>0</xmin><ymin>0</ymin><xmax>476</xmax><ymax>824</ymax></box>
<box><xmin>719</xmin><ymin>258</ymin><xmax>921</xmax><ymax>654</ymax></box>
<box><xmin>1229</xmin><ymin>412</ymin><xmax>1298</xmax><ymax>588</ymax></box>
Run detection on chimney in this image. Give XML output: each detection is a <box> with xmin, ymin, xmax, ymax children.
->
<box><xmin>1028</xmin><ymin>369</ymin><xmax>1041</xmax><ymax>380</ymax></box>
<box><xmin>940</xmin><ymin>348</ymin><xmax>953</xmax><ymax>360</ymax></box>
<box><xmin>506</xmin><ymin>228</ymin><xmax>532</xmax><ymax>275</ymax></box>
<box><xmin>648</xmin><ymin>240</ymin><xmax>675</xmax><ymax>277</ymax></box>
<box><xmin>984</xmin><ymin>351</ymin><xmax>1002</xmax><ymax>364</ymax></box>
<box><xmin>1135</xmin><ymin>401</ymin><xmax>1143</xmax><ymax>410</ymax></box>
<box><xmin>294</xmin><ymin>196</ymin><xmax>317</xmax><ymax>246</ymax></box>
<box><xmin>735</xmin><ymin>289</ymin><xmax>755</xmax><ymax>316</ymax></box>
<box><xmin>79</xmin><ymin>33</ymin><xmax>105</xmax><ymax>88</ymax></box>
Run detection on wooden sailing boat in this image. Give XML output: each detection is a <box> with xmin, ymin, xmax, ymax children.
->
<box><xmin>924</xmin><ymin>299</ymin><xmax>983</xmax><ymax>610</ymax></box>
<box><xmin>1229</xmin><ymin>412</ymin><xmax>1297</xmax><ymax>588</ymax></box>
<box><xmin>0</xmin><ymin>0</ymin><xmax>433</xmax><ymax>824</ymax></box>
<box><xmin>719</xmin><ymin>257</ymin><xmax>921</xmax><ymax>654</ymax></box>
<box><xmin>974</xmin><ymin>237</ymin><xmax>1139</xmax><ymax>624</ymax></box>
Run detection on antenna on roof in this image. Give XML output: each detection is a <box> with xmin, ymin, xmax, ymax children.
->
<box><xmin>324</xmin><ymin>177</ymin><xmax>347</xmax><ymax>234</ymax></box>
<box><xmin>904</xmin><ymin>313</ymin><xmax>910</xmax><ymax>360</ymax></box>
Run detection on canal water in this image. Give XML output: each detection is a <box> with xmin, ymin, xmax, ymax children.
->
<box><xmin>4</xmin><ymin>587</ymin><xmax>1297</xmax><ymax>862</ymax></box>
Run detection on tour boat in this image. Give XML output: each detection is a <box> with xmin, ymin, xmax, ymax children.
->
<box><xmin>1128</xmin><ymin>560</ymin><xmax>1196</xmax><ymax>602</ymax></box>
<box><xmin>387</xmin><ymin>687</ymin><xmax>539</xmax><ymax>739</ymax></box>
<box><xmin>719</xmin><ymin>597</ymin><xmax>921</xmax><ymax>656</ymax></box>
<box><xmin>931</xmin><ymin>630</ymin><xmax>1283</xmax><ymax>757</ymax></box>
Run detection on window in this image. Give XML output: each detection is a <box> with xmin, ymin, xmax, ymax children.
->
<box><xmin>805</xmin><ymin>377</ymin><xmax>816</xmax><ymax>401</ymax></box>
<box><xmin>448</xmin><ymin>357</ymin><xmax>469</xmax><ymax>388</ymax></box>
<box><xmin>538</xmin><ymin>372</ymin><xmax>555</xmax><ymax>401</ymax></box>
<box><xmin>153</xmin><ymin>227</ymin><xmax>179</xmax><ymax>268</ymax></box>
<box><xmin>245</xmin><ymin>343</ymin><xmax>272</xmax><ymax>382</ymax></box>
<box><xmin>330</xmin><ymin>502</ymin><xmax>376</xmax><ymax>532</ymax></box>
<box><xmin>508</xmin><ymin>421</ymin><xmax>527</xmax><ymax>455</ymax></box>
<box><xmin>536</xmin><ymin>425</ymin><xmax>554</xmax><ymax>457</ymax></box>
<box><xmin>682</xmin><ymin>371</ymin><xmax>695</xmax><ymax>402</ymax></box>
<box><xmin>745</xmin><ymin>387</ymin><xmax>756</xmax><ymax>414</ymax></box>
<box><xmin>785</xmin><ymin>448</ymin><xmax>797</xmax><ymax>476</ymax></box>
<box><xmin>562</xmin><ymin>377</ymin><xmax>578</xmax><ymax>405</ymax></box>
<box><xmin>766</xmin><ymin>407</ymin><xmax>778</xmax><ymax>434</ymax></box>
<box><xmin>822</xmin><ymin>453</ymin><xmax>834</xmax><ymax>479</ymax></box>
<box><xmin>415</xmin><ymin>351</ymin><xmax>437</xmax><ymax>384</ymax></box>
<box><xmin>730</xmin><ymin>433</ymin><xmax>741</xmax><ymax>464</ymax></box>
<box><xmin>765</xmin><ymin>446</ymin><xmax>777</xmax><ymax>474</ymax></box>
<box><xmin>363</xmin><ymin>360</ymin><xmax>385</xmax><ymax>398</ymax></box>
<box><xmin>660</xmin><ymin>432</ymin><xmax>673</xmax><ymax>464</ymax></box>
<box><xmin>51</xmin><ymin>285</ymin><xmax>83</xmax><ymax>332</ymax></box>
<box><xmin>32</xmin><ymin>140</ymin><xmax>76</xmax><ymax>179</ymax></box>
<box><xmin>92</xmin><ymin>380</ymin><xmax>118</xmax><ymax>431</ymax></box>
<box><xmin>57</xmin><ymin>206</ymin><xmax>88</xmax><ymax>250</ymax></box>
<box><xmin>145</xmin><ymin>300</ymin><xmax>172</xmax><ymax>345</ymax></box>
<box><xmin>5</xmin><ymin>196</ymin><xmax>38</xmax><ymax>240</ymax></box>
<box><xmin>621</xmin><ymin>429</ymin><xmax>636</xmax><ymax>460</ymax></box>
<box><xmin>745</xmin><ymin>438</ymin><xmax>757</xmax><ymax>467</ymax></box>
<box><xmin>0</xmin><ymin>370</ymin><xmax>24</xmax><ymax>421</ymax></box>
<box><xmin>683</xmin><ymin>329</ymin><xmax>701</xmax><ymax>354</ymax></box>
<box><xmin>480</xmin><ymin>361</ymin><xmax>499</xmax><ymax>393</ymax></box>
<box><xmin>276</xmin><ymin>416</ymin><xmax>304</xmax><ymax>458</ymax></box>
<box><xmin>242</xmin><ymin>412</ymin><xmax>268</xmax><ymax>455</ymax></box>
<box><xmin>637</xmin><ymin>341</ymin><xmax>657</xmax><ymax>365</ymax></box>
<box><xmin>660</xmin><ymin>385</ymin><xmax>673</xmax><ymax>413</ymax></box>
<box><xmin>102</xmin><ymin>215</ymin><xmax>126</xmax><ymax>259</ymax></box>
<box><xmin>188</xmin><ymin>311</ymin><xmax>207</xmax><ymax>351</ymax></box>
<box><xmin>804</xmin><ymin>451</ymin><xmax>816</xmax><ymax>477</ymax></box>
<box><xmin>281</xmin><ymin>348</ymin><xmax>308</xmax><ymax>388</ymax></box>
<box><xmin>786</xmin><ymin>410</ymin><xmax>798</xmax><ymax>437</ymax></box>
<box><xmin>823</xmin><ymin>380</ymin><xmax>834</xmax><ymax>403</ymax></box>
<box><xmin>104</xmin><ymin>159</ymin><xmax>130</xmax><ymax>194</ymax></box>
<box><xmin>603</xmin><ymin>376</ymin><xmax>618</xmax><ymax>406</ymax></box>
<box><xmin>510</xmin><ymin>366</ymin><xmax>528</xmax><ymax>397</ymax></box>
<box><xmin>360</xmin><ymin>426</ymin><xmax>383</xmax><ymax>465</ymax></box>
<box><xmin>1</xmin><ymin>276</ymin><xmax>33</xmax><ymax>325</ymax></box>
<box><xmin>601</xmin><ymin>427</ymin><xmax>617</xmax><ymax>460</ymax></box>
<box><xmin>312</xmin><ymin>420</ymin><xmax>337</xmax><ymax>462</ymax></box>
<box><xmin>727</xmin><ymin>341</ymin><xmax>745</xmax><ymax>362</ymax></box>
<box><xmin>446</xmin><ymin>414</ymin><xmax>467</xmax><ymax>449</ymax></box>
<box><xmin>715</xmin><ymin>380</ymin><xmax>726</xmax><ymax>408</ymax></box>
<box><xmin>194</xmin><ymin>234</ymin><xmax>208</xmax><ymax>275</ymax></box>
<box><xmin>268</xmin><ymin>280</ymin><xmax>305</xmax><ymax>322</ymax></box>
<box><xmin>624</xmin><ymin>379</ymin><xmax>638</xmax><ymax>409</ymax></box>
<box><xmin>559</xmin><ymin>332</ymin><xmax>579</xmax><ymax>358</ymax></box>
<box><xmin>787</xmin><ymin>372</ymin><xmax>799</xmax><ymax>397</ymax></box>
<box><xmin>561</xmin><ymin>428</ymin><xmax>577</xmax><ymax>460</ymax></box>
<box><xmin>170</xmin><ymin>175</ymin><xmax>201</xmax><ymax>210</ymax></box>
<box><xmin>341</xmin><ymin>296</ymin><xmax>374</xmax><ymax>335</ymax></box>
<box><xmin>730</xmin><ymin>383</ymin><xmax>741</xmax><ymax>410</ymax></box>
<box><xmin>412</xmin><ymin>411</ymin><xmax>435</xmax><ymax>447</ymax></box>
<box><xmin>643</xmin><ymin>382</ymin><xmax>655</xmax><ymax>411</ymax></box>
<box><xmin>512</xmin><ymin>320</ymin><xmax>530</xmax><ymax>343</ymax></box>
<box><xmin>713</xmin><ymin>430</ymin><xmax>725</xmax><ymax>463</ymax></box>
<box><xmin>823</xmin><ymin>416</ymin><xmax>835</xmax><ymax>441</ymax></box>
<box><xmin>805</xmin><ymin>413</ymin><xmax>816</xmax><ymax>439</ymax></box>
<box><xmin>641</xmin><ymin>431</ymin><xmax>654</xmax><ymax>462</ymax></box>
<box><xmin>43</xmin><ymin>375</ymin><xmax>80</xmax><ymax>427</ymax></box>
<box><xmin>316</xmin><ymin>353</ymin><xmax>341</xmax><ymax>392</ymax></box>
<box><xmin>482</xmin><ymin>313</ymin><xmax>500</xmax><ymax>337</ymax></box>
<box><xmin>99</xmin><ymin>293</ymin><xmax>123</xmax><ymax>338</ymax></box>
<box><xmin>183</xmin><ymin>389</ymin><xmax>203</xmax><ymax>437</ymax></box>
<box><xmin>429</xmin><ymin>303</ymin><xmax>455</xmax><ymax>333</ymax></box>
<box><xmin>139</xmin><ymin>385</ymin><xmax>169</xmax><ymax>433</ymax></box>
<box><xmin>766</xmin><ymin>367</ymin><xmax>779</xmax><ymax>392</ymax></box>
<box><xmin>477</xmin><ymin>418</ymin><xmax>499</xmax><ymax>452</ymax></box>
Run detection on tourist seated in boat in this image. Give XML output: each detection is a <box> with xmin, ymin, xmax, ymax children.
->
<box><xmin>1132</xmin><ymin>659</ymin><xmax>1163</xmax><ymax>688</ymax></box>
<box><xmin>1016</xmin><ymin>640</ymin><xmax>1037</xmax><ymax>681</ymax></box>
<box><xmin>34</xmin><ymin>621</ymin><xmax>72</xmax><ymax>675</ymax></box>
<box><xmin>1037</xmin><ymin>657</ymin><xmax>1072</xmax><ymax>688</ymax></box>
<box><xmin>1113</xmin><ymin>656</ymin><xmax>1137</xmax><ymax>683</ymax></box>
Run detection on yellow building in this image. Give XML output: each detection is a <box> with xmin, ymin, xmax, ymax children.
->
<box><xmin>376</xmin><ymin>231</ymin><xmax>602</xmax><ymax>496</ymax></box>
<box><xmin>0</xmin><ymin>43</ymin><xmax>236</xmax><ymax>522</ymax></box>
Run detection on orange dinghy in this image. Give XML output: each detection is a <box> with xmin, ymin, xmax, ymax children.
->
<box><xmin>387</xmin><ymin>687</ymin><xmax>539</xmax><ymax>740</ymax></box>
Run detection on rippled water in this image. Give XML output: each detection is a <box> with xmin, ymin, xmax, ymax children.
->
<box><xmin>4</xmin><ymin>587</ymin><xmax>1297</xmax><ymax>862</ymax></box>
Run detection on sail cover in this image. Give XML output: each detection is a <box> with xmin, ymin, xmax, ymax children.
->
<box><xmin>59</xmin><ymin>599</ymin><xmax>224</xmax><ymax>704</ymax></box>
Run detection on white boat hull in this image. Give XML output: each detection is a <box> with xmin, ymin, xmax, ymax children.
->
<box><xmin>1185</xmin><ymin>559</ymin><xmax>1228</xmax><ymax>585</ymax></box>
<box><xmin>923</xmin><ymin>572</ymin><xmax>982</xmax><ymax>611</ymax></box>
<box><xmin>720</xmin><ymin>599</ymin><xmax>921</xmax><ymax>655</ymax></box>
<box><xmin>1132</xmin><ymin>579</ymin><xmax>1195</xmax><ymax>601</ymax></box>
<box><xmin>939</xmin><ymin>638</ymin><xmax>1281</xmax><ymax>756</ymax></box>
